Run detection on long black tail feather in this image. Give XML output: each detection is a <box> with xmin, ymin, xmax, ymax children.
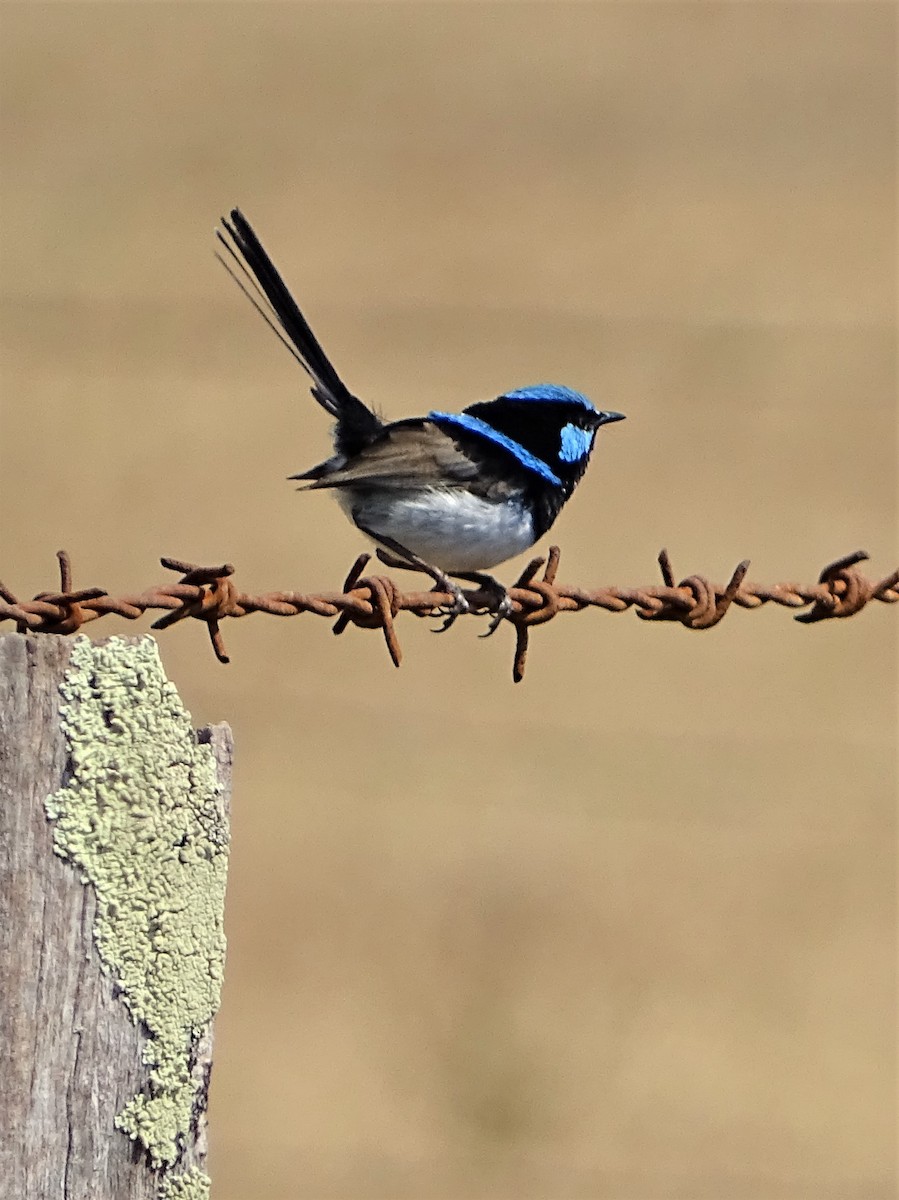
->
<box><xmin>216</xmin><ymin>208</ymin><xmax>382</xmax><ymax>453</ymax></box>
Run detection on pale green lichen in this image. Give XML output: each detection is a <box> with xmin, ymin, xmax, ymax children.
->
<box><xmin>157</xmin><ymin>1166</ymin><xmax>212</xmax><ymax>1200</ymax></box>
<box><xmin>45</xmin><ymin>636</ymin><xmax>229</xmax><ymax>1175</ymax></box>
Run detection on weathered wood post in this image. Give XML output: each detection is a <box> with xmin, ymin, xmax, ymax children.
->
<box><xmin>0</xmin><ymin>632</ymin><xmax>231</xmax><ymax>1200</ymax></box>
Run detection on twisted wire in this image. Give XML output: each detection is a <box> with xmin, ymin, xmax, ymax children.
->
<box><xmin>1</xmin><ymin>547</ymin><xmax>895</xmax><ymax>682</ymax></box>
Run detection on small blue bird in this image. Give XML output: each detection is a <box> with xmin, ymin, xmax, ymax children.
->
<box><xmin>217</xmin><ymin>209</ymin><xmax>624</xmax><ymax>631</ymax></box>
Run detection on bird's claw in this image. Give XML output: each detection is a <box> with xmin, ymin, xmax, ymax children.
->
<box><xmin>431</xmin><ymin>578</ymin><xmax>470</xmax><ymax>633</ymax></box>
<box><xmin>479</xmin><ymin>590</ymin><xmax>514</xmax><ymax>638</ymax></box>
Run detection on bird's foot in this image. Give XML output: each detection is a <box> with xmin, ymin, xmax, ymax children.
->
<box><xmin>370</xmin><ymin>542</ymin><xmax>470</xmax><ymax>633</ymax></box>
<box><xmin>430</xmin><ymin>574</ymin><xmax>470</xmax><ymax>634</ymax></box>
<box><xmin>481</xmin><ymin>587</ymin><xmax>514</xmax><ymax>638</ymax></box>
<box><xmin>373</xmin><ymin>550</ymin><xmax>513</xmax><ymax>635</ymax></box>
<box><xmin>451</xmin><ymin>571</ymin><xmax>513</xmax><ymax>637</ymax></box>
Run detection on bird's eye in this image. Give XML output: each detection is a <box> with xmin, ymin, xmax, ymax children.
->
<box><xmin>559</xmin><ymin>423</ymin><xmax>593</xmax><ymax>463</ymax></box>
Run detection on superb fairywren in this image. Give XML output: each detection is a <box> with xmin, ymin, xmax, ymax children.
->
<box><xmin>217</xmin><ymin>209</ymin><xmax>624</xmax><ymax>631</ymax></box>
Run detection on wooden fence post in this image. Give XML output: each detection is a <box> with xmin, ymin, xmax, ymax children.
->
<box><xmin>0</xmin><ymin>632</ymin><xmax>232</xmax><ymax>1200</ymax></box>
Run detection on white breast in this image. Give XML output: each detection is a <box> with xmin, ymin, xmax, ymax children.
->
<box><xmin>339</xmin><ymin>488</ymin><xmax>536</xmax><ymax>572</ymax></box>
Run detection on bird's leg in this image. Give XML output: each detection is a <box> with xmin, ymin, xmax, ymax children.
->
<box><xmin>448</xmin><ymin>570</ymin><xmax>514</xmax><ymax>637</ymax></box>
<box><xmin>357</xmin><ymin>525</ymin><xmax>470</xmax><ymax>632</ymax></box>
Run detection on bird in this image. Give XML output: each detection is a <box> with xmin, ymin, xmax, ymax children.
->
<box><xmin>215</xmin><ymin>208</ymin><xmax>625</xmax><ymax>633</ymax></box>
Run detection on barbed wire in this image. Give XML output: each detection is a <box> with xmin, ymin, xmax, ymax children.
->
<box><xmin>0</xmin><ymin>547</ymin><xmax>895</xmax><ymax>682</ymax></box>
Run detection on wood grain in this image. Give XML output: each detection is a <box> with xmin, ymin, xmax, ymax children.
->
<box><xmin>0</xmin><ymin>633</ymin><xmax>231</xmax><ymax>1200</ymax></box>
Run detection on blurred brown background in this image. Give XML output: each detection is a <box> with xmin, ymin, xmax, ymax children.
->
<box><xmin>1</xmin><ymin>3</ymin><xmax>895</xmax><ymax>1198</ymax></box>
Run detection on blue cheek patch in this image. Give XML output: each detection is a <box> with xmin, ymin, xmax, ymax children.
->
<box><xmin>428</xmin><ymin>411</ymin><xmax>563</xmax><ymax>487</ymax></box>
<box><xmin>559</xmin><ymin>423</ymin><xmax>594</xmax><ymax>463</ymax></box>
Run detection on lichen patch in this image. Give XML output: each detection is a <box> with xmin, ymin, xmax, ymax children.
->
<box><xmin>45</xmin><ymin>636</ymin><xmax>229</xmax><ymax>1171</ymax></box>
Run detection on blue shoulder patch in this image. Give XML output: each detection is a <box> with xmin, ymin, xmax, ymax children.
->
<box><xmin>428</xmin><ymin>411</ymin><xmax>562</xmax><ymax>487</ymax></box>
<box><xmin>559</xmin><ymin>422</ymin><xmax>594</xmax><ymax>463</ymax></box>
<box><xmin>503</xmin><ymin>384</ymin><xmax>595</xmax><ymax>411</ymax></box>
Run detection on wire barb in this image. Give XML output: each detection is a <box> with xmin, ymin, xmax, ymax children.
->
<box><xmin>332</xmin><ymin>554</ymin><xmax>403</xmax><ymax>667</ymax></box>
<box><xmin>1</xmin><ymin>548</ymin><xmax>895</xmax><ymax>682</ymax></box>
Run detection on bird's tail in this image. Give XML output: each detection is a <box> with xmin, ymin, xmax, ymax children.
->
<box><xmin>216</xmin><ymin>208</ymin><xmax>383</xmax><ymax>455</ymax></box>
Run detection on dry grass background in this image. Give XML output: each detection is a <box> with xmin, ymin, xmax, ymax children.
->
<box><xmin>1</xmin><ymin>3</ymin><xmax>896</xmax><ymax>1198</ymax></box>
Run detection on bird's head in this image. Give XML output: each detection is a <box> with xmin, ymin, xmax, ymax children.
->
<box><xmin>463</xmin><ymin>384</ymin><xmax>625</xmax><ymax>496</ymax></box>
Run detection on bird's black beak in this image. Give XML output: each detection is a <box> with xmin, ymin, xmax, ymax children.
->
<box><xmin>595</xmin><ymin>410</ymin><xmax>626</xmax><ymax>427</ymax></box>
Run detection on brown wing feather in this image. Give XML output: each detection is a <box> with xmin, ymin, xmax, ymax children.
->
<box><xmin>303</xmin><ymin>421</ymin><xmax>480</xmax><ymax>491</ymax></box>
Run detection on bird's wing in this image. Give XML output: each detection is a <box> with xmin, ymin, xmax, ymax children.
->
<box><xmin>295</xmin><ymin>420</ymin><xmax>485</xmax><ymax>490</ymax></box>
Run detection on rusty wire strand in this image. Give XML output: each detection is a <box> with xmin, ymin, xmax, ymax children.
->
<box><xmin>0</xmin><ymin>548</ymin><xmax>895</xmax><ymax>682</ymax></box>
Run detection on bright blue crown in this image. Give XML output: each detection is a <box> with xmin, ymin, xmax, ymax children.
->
<box><xmin>502</xmin><ymin>384</ymin><xmax>595</xmax><ymax>411</ymax></box>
